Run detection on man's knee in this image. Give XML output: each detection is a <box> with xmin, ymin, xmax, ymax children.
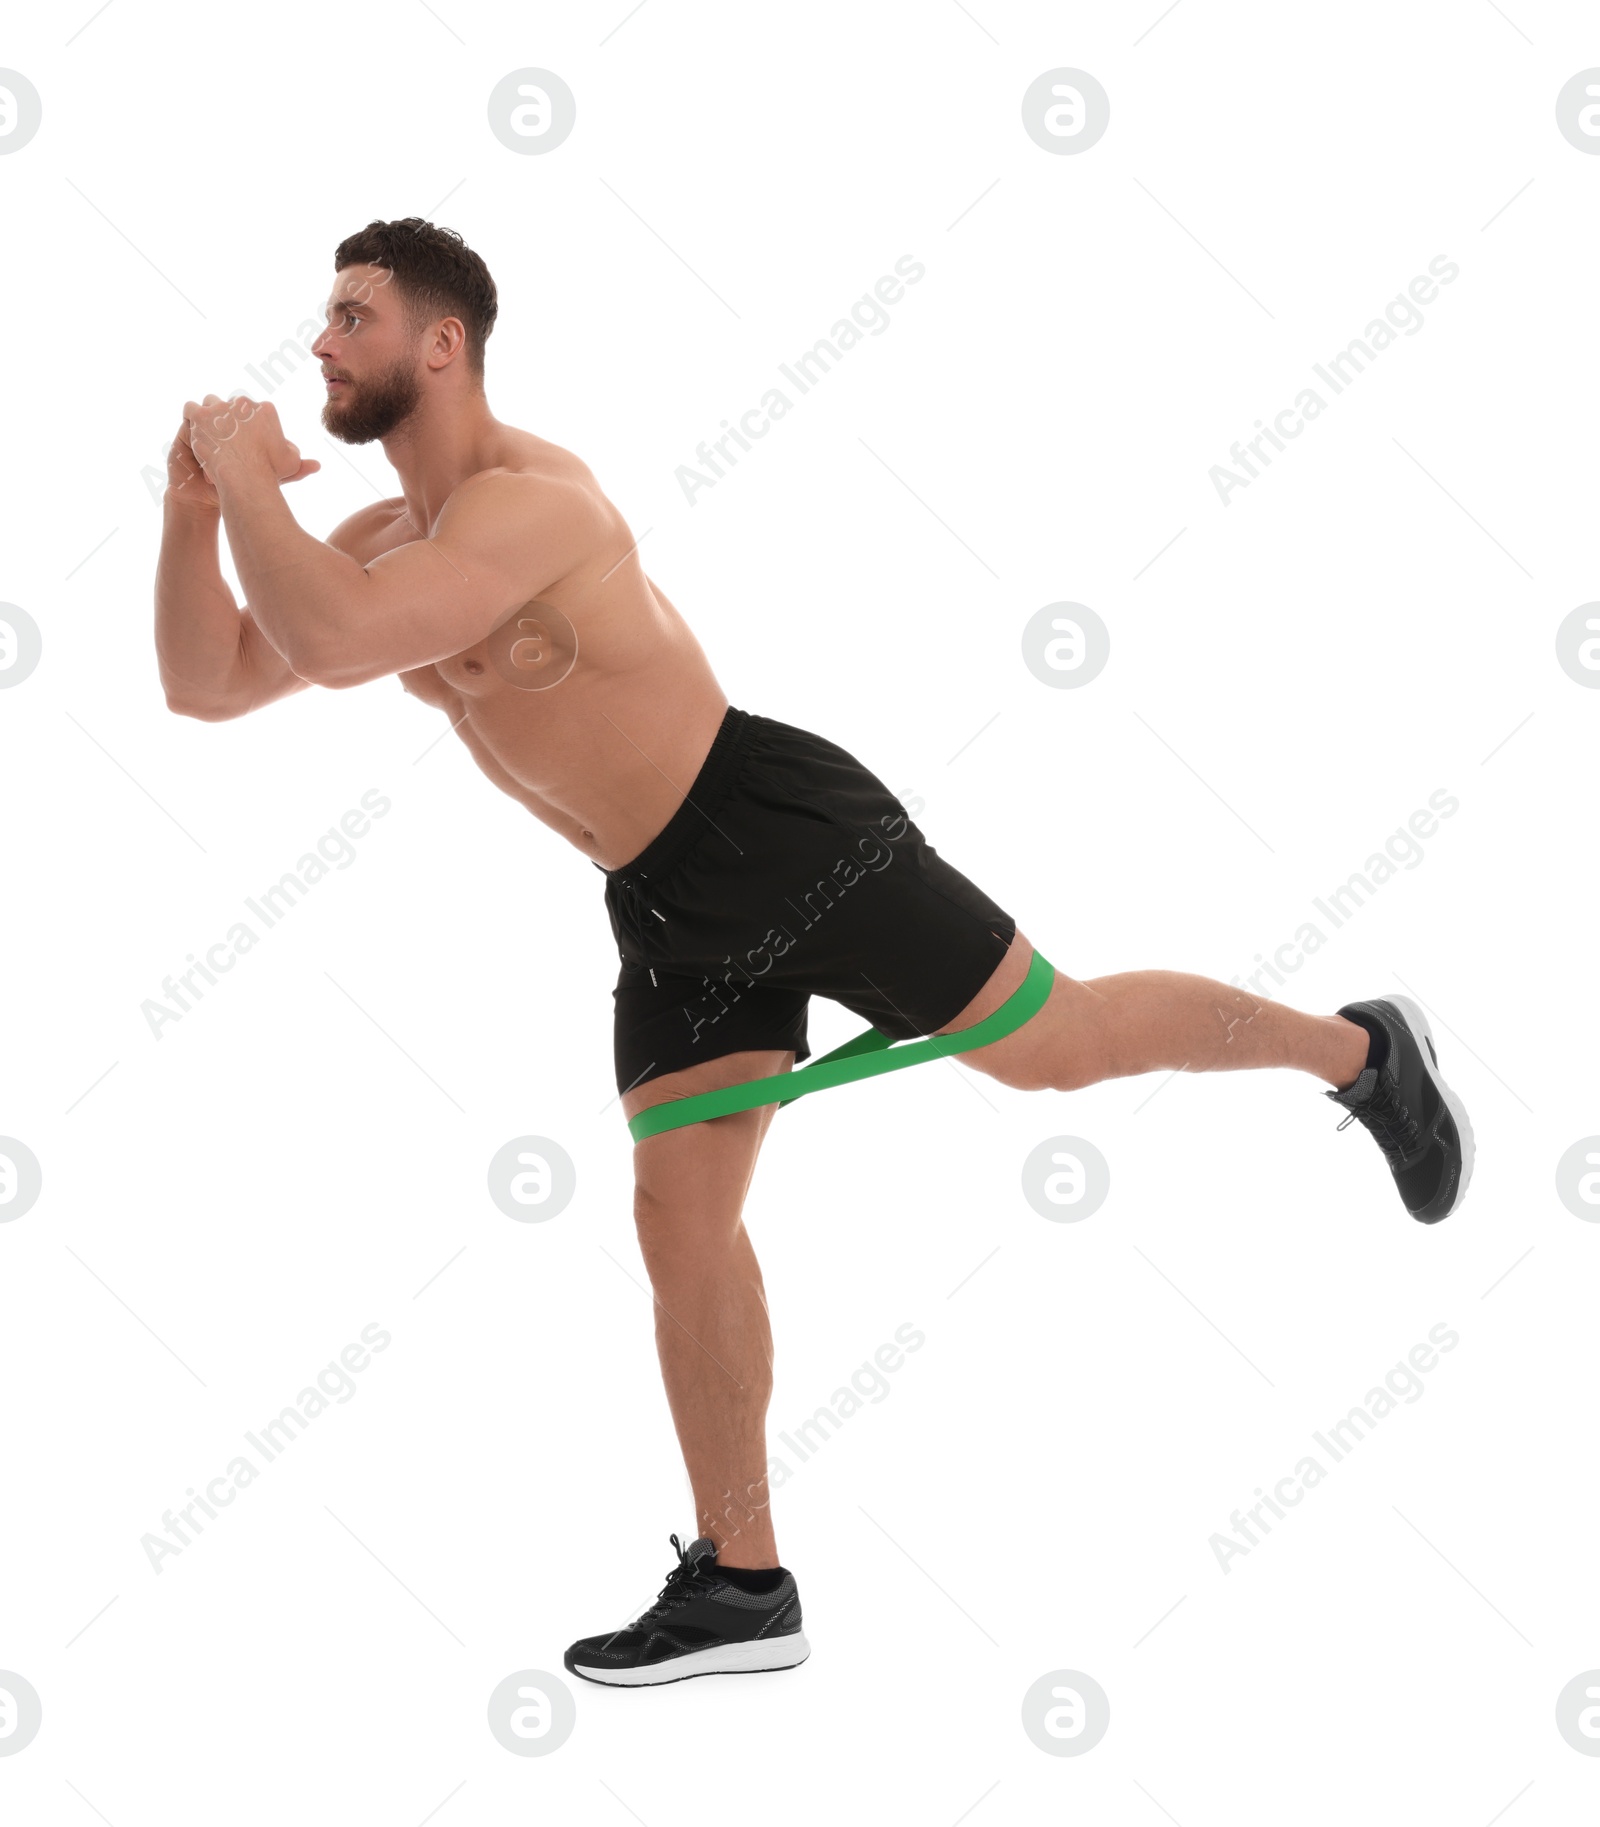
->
<box><xmin>965</xmin><ymin>1010</ymin><xmax>1102</xmax><ymax>1094</ymax></box>
<box><xmin>631</xmin><ymin>1141</ymin><xmax>752</xmax><ymax>1266</ymax></box>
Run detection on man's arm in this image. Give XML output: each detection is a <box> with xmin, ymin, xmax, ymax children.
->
<box><xmin>155</xmin><ymin>487</ymin><xmax>395</xmax><ymax>721</ymax></box>
<box><xmin>210</xmin><ymin>450</ymin><xmax>607</xmax><ymax>690</ymax></box>
<box><xmin>155</xmin><ymin>509</ymin><xmax>311</xmax><ymax>723</ymax></box>
<box><xmin>156</xmin><ymin>411</ymin><xmax>351</xmax><ymax>722</ymax></box>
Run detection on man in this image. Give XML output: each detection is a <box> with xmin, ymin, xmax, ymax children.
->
<box><xmin>156</xmin><ymin>217</ymin><xmax>1474</xmax><ymax>1689</ymax></box>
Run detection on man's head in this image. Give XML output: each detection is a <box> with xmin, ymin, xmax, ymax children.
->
<box><xmin>314</xmin><ymin>217</ymin><xmax>498</xmax><ymax>444</ymax></box>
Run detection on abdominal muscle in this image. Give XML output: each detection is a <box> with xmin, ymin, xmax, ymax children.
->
<box><xmin>394</xmin><ymin>551</ymin><xmax>729</xmax><ymax>871</ymax></box>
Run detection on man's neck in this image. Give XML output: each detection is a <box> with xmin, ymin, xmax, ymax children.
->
<box><xmin>381</xmin><ymin>389</ymin><xmax>504</xmax><ymax>530</ymax></box>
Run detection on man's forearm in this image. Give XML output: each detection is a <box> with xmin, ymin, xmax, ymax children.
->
<box><xmin>155</xmin><ymin>500</ymin><xmax>249</xmax><ymax>704</ymax></box>
<box><xmin>213</xmin><ymin>461</ymin><xmax>365</xmax><ymax>675</ymax></box>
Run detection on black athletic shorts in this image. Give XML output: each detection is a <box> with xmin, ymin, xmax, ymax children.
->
<box><xmin>596</xmin><ymin>704</ymin><xmax>1017</xmax><ymax>1096</ymax></box>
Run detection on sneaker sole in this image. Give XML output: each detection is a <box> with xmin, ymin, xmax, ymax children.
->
<box><xmin>1383</xmin><ymin>993</ymin><xmax>1476</xmax><ymax>1221</ymax></box>
<box><xmin>569</xmin><ymin>1631</ymin><xmax>812</xmax><ymax>1687</ymax></box>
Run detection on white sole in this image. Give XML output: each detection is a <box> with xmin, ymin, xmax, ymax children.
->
<box><xmin>572</xmin><ymin>1632</ymin><xmax>812</xmax><ymax>1687</ymax></box>
<box><xmin>1383</xmin><ymin>993</ymin><xmax>1476</xmax><ymax>1219</ymax></box>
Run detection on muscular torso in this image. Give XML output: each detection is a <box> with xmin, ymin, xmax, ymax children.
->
<box><xmin>355</xmin><ymin>430</ymin><xmax>728</xmax><ymax>871</ymax></box>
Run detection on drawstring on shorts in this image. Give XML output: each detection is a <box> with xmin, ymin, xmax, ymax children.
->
<box><xmin>614</xmin><ymin>870</ymin><xmax>668</xmax><ymax>986</ymax></box>
<box><xmin>606</xmin><ymin>753</ymin><xmax>898</xmax><ymax>998</ymax></box>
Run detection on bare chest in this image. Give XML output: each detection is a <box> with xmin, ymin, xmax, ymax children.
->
<box><xmin>412</xmin><ymin>598</ymin><xmax>581</xmax><ymax>701</ymax></box>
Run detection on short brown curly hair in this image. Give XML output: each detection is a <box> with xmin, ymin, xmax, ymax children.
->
<box><xmin>333</xmin><ymin>217</ymin><xmax>498</xmax><ymax>381</ymax></box>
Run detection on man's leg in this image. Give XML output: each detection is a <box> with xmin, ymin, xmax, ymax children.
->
<box><xmin>943</xmin><ymin>923</ymin><xmax>1471</xmax><ymax>1217</ymax></box>
<box><xmin>945</xmin><ymin>929</ymin><xmax>1370</xmax><ymax>1091</ymax></box>
<box><xmin>622</xmin><ymin>1047</ymin><xmax>794</xmax><ymax>1570</ymax></box>
<box><xmin>613</xmin><ymin>935</ymin><xmax>1363</xmax><ymax>1579</ymax></box>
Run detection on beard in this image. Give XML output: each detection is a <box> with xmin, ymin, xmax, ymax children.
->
<box><xmin>321</xmin><ymin>359</ymin><xmax>423</xmax><ymax>444</ymax></box>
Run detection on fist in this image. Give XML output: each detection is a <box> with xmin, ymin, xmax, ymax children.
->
<box><xmin>166</xmin><ymin>414</ymin><xmax>221</xmax><ymax>512</ymax></box>
<box><xmin>181</xmin><ymin>393</ymin><xmax>322</xmax><ymax>487</ymax></box>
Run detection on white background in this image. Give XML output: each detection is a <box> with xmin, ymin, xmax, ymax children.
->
<box><xmin>2</xmin><ymin>0</ymin><xmax>1596</xmax><ymax>1819</ymax></box>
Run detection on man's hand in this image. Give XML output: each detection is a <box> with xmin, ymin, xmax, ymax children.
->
<box><xmin>182</xmin><ymin>393</ymin><xmax>321</xmax><ymax>491</ymax></box>
<box><xmin>165</xmin><ymin>414</ymin><xmax>223</xmax><ymax>514</ymax></box>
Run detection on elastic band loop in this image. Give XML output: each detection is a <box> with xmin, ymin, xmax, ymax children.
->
<box><xmin>626</xmin><ymin>948</ymin><xmax>1054</xmax><ymax>1143</ymax></box>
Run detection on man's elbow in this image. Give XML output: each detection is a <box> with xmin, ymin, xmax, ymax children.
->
<box><xmin>290</xmin><ymin>646</ymin><xmax>379</xmax><ymax>690</ymax></box>
<box><xmin>165</xmin><ymin>691</ymin><xmax>244</xmax><ymax>723</ymax></box>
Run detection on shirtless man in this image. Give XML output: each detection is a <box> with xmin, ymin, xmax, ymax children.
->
<box><xmin>155</xmin><ymin>217</ymin><xmax>1473</xmax><ymax>1689</ymax></box>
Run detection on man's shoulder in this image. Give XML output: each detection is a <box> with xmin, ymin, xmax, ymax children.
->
<box><xmin>470</xmin><ymin>427</ymin><xmax>605</xmax><ymax>500</ymax></box>
<box><xmin>443</xmin><ymin>459</ymin><xmax>613</xmax><ymax>539</ymax></box>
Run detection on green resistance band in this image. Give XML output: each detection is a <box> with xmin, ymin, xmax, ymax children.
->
<box><xmin>627</xmin><ymin>947</ymin><xmax>1055</xmax><ymax>1143</ymax></box>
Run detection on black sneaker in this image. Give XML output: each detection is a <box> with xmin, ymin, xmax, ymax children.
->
<box><xmin>1325</xmin><ymin>994</ymin><xmax>1474</xmax><ymax>1222</ymax></box>
<box><xmin>563</xmin><ymin>1533</ymin><xmax>810</xmax><ymax>1687</ymax></box>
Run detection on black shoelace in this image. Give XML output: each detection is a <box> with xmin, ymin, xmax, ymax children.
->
<box><xmin>1336</xmin><ymin>1075</ymin><xmax>1421</xmax><ymax>1163</ymax></box>
<box><xmin>629</xmin><ymin>1533</ymin><xmax>717</xmax><ymax>1628</ymax></box>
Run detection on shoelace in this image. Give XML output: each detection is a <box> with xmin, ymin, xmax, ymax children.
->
<box><xmin>1336</xmin><ymin>1074</ymin><xmax>1421</xmax><ymax>1163</ymax></box>
<box><xmin>629</xmin><ymin>1533</ymin><xmax>717</xmax><ymax>1628</ymax></box>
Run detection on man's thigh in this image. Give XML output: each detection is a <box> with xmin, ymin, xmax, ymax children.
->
<box><xmin>624</xmin><ymin>1048</ymin><xmax>796</xmax><ymax>1252</ymax></box>
<box><xmin>934</xmin><ymin>926</ymin><xmax>1101</xmax><ymax>1092</ymax></box>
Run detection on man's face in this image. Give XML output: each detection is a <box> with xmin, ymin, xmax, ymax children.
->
<box><xmin>313</xmin><ymin>264</ymin><xmax>423</xmax><ymax>444</ymax></box>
